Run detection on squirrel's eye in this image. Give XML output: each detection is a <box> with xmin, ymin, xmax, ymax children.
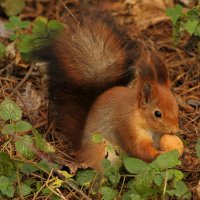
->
<box><xmin>154</xmin><ymin>110</ymin><xmax>162</xmax><ymax>118</ymax></box>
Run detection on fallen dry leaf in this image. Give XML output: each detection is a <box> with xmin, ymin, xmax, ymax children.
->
<box><xmin>6</xmin><ymin>42</ymin><xmax>16</xmax><ymax>59</ymax></box>
<box><xmin>187</xmin><ymin>98</ymin><xmax>200</xmax><ymax>108</ymax></box>
<box><xmin>16</xmin><ymin>82</ymin><xmax>41</xmax><ymax>117</ymax></box>
<box><xmin>176</xmin><ymin>96</ymin><xmax>195</xmax><ymax>113</ymax></box>
<box><xmin>0</xmin><ymin>21</ymin><xmax>13</xmax><ymax>39</ymax></box>
<box><xmin>127</xmin><ymin>0</ymin><xmax>174</xmax><ymax>30</ymax></box>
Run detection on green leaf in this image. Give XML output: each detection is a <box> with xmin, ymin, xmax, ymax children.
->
<box><xmin>20</xmin><ymin>183</ymin><xmax>32</xmax><ymax>196</ymax></box>
<box><xmin>173</xmin><ymin>169</ymin><xmax>184</xmax><ymax>181</ymax></box>
<box><xmin>2</xmin><ymin>120</ymin><xmax>32</xmax><ymax>134</ymax></box>
<box><xmin>131</xmin><ymin>169</ymin><xmax>155</xmax><ymax>197</ymax></box>
<box><xmin>0</xmin><ymin>42</ymin><xmax>6</xmax><ymax>59</ymax></box>
<box><xmin>150</xmin><ymin>150</ymin><xmax>180</xmax><ymax>170</ymax></box>
<box><xmin>0</xmin><ymin>0</ymin><xmax>25</xmax><ymax>16</ymax></box>
<box><xmin>168</xmin><ymin>169</ymin><xmax>184</xmax><ymax>181</ymax></box>
<box><xmin>174</xmin><ymin>180</ymin><xmax>191</xmax><ymax>199</ymax></box>
<box><xmin>187</xmin><ymin>7</ymin><xmax>200</xmax><ymax>18</ymax></box>
<box><xmin>195</xmin><ymin>139</ymin><xmax>200</xmax><ymax>158</ymax></box>
<box><xmin>15</xmin><ymin>135</ymin><xmax>36</xmax><ymax>159</ymax></box>
<box><xmin>194</xmin><ymin>24</ymin><xmax>200</xmax><ymax>36</ymax></box>
<box><xmin>15</xmin><ymin>120</ymin><xmax>32</xmax><ymax>132</ymax></box>
<box><xmin>32</xmin><ymin>18</ymin><xmax>48</xmax><ymax>36</ymax></box>
<box><xmin>18</xmin><ymin>35</ymin><xmax>34</xmax><ymax>53</ymax></box>
<box><xmin>21</xmin><ymin>52</ymin><xmax>32</xmax><ymax>62</ymax></box>
<box><xmin>0</xmin><ymin>153</ymin><xmax>16</xmax><ymax>177</ymax></box>
<box><xmin>41</xmin><ymin>187</ymin><xmax>51</xmax><ymax>195</ymax></box>
<box><xmin>4</xmin><ymin>16</ymin><xmax>30</xmax><ymax>31</ymax></box>
<box><xmin>57</xmin><ymin>170</ymin><xmax>74</xmax><ymax>179</ymax></box>
<box><xmin>122</xmin><ymin>191</ymin><xmax>141</xmax><ymax>200</ymax></box>
<box><xmin>4</xmin><ymin>16</ymin><xmax>20</xmax><ymax>30</ymax></box>
<box><xmin>172</xmin><ymin>20</ymin><xmax>181</xmax><ymax>45</ymax></box>
<box><xmin>0</xmin><ymin>98</ymin><xmax>22</xmax><ymax>121</ymax></box>
<box><xmin>2</xmin><ymin>123</ymin><xmax>15</xmax><ymax>135</ymax></box>
<box><xmin>37</xmin><ymin>159</ymin><xmax>59</xmax><ymax>172</ymax></box>
<box><xmin>161</xmin><ymin>170</ymin><xmax>173</xmax><ymax>182</ymax></box>
<box><xmin>104</xmin><ymin>165</ymin><xmax>121</xmax><ymax>185</ymax></box>
<box><xmin>51</xmin><ymin>177</ymin><xmax>63</xmax><ymax>189</ymax></box>
<box><xmin>101</xmin><ymin>158</ymin><xmax>111</xmax><ymax>169</ymax></box>
<box><xmin>184</xmin><ymin>19</ymin><xmax>199</xmax><ymax>35</ymax></box>
<box><xmin>100</xmin><ymin>186</ymin><xmax>118</xmax><ymax>200</ymax></box>
<box><xmin>166</xmin><ymin>4</ymin><xmax>183</xmax><ymax>25</ymax></box>
<box><xmin>47</xmin><ymin>20</ymin><xmax>64</xmax><ymax>38</ymax></box>
<box><xmin>76</xmin><ymin>170</ymin><xmax>96</xmax><ymax>187</ymax></box>
<box><xmin>154</xmin><ymin>174</ymin><xmax>163</xmax><ymax>187</ymax></box>
<box><xmin>10</xmin><ymin>34</ymin><xmax>18</xmax><ymax>41</ymax></box>
<box><xmin>23</xmin><ymin>179</ymin><xmax>37</xmax><ymax>187</ymax></box>
<box><xmin>19</xmin><ymin>21</ymin><xmax>30</xmax><ymax>29</ymax></box>
<box><xmin>123</xmin><ymin>157</ymin><xmax>150</xmax><ymax>174</ymax></box>
<box><xmin>20</xmin><ymin>163</ymin><xmax>38</xmax><ymax>174</ymax></box>
<box><xmin>166</xmin><ymin>189</ymin><xmax>176</xmax><ymax>196</ymax></box>
<box><xmin>92</xmin><ymin>133</ymin><xmax>104</xmax><ymax>143</ymax></box>
<box><xmin>48</xmin><ymin>20</ymin><xmax>64</xmax><ymax>31</ymax></box>
<box><xmin>33</xmin><ymin>128</ymin><xmax>48</xmax><ymax>151</ymax></box>
<box><xmin>33</xmin><ymin>129</ymin><xmax>55</xmax><ymax>153</ymax></box>
<box><xmin>0</xmin><ymin>176</ymin><xmax>15</xmax><ymax>197</ymax></box>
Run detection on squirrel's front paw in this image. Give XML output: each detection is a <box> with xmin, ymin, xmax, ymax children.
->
<box><xmin>157</xmin><ymin>150</ymin><xmax>167</xmax><ymax>155</ymax></box>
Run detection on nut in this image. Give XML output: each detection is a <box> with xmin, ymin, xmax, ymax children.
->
<box><xmin>160</xmin><ymin>134</ymin><xmax>184</xmax><ymax>156</ymax></box>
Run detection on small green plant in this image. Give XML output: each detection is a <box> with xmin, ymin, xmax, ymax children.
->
<box><xmin>0</xmin><ymin>98</ymin><xmax>60</xmax><ymax>199</ymax></box>
<box><xmin>74</xmin><ymin>150</ymin><xmax>191</xmax><ymax>200</ymax></box>
<box><xmin>166</xmin><ymin>3</ymin><xmax>200</xmax><ymax>48</ymax></box>
<box><xmin>4</xmin><ymin>16</ymin><xmax>64</xmax><ymax>62</ymax></box>
<box><xmin>122</xmin><ymin>151</ymin><xmax>191</xmax><ymax>199</ymax></box>
<box><xmin>0</xmin><ymin>99</ymin><xmax>191</xmax><ymax>199</ymax></box>
<box><xmin>79</xmin><ymin>133</ymin><xmax>191</xmax><ymax>200</ymax></box>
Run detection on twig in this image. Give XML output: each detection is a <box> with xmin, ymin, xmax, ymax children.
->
<box><xmin>119</xmin><ymin>176</ymin><xmax>126</xmax><ymax>197</ymax></box>
<box><xmin>58</xmin><ymin>0</ymin><xmax>80</xmax><ymax>25</ymax></box>
<box><xmin>0</xmin><ymin>61</ymin><xmax>15</xmax><ymax>75</ymax></box>
<box><xmin>63</xmin><ymin>179</ymin><xmax>92</xmax><ymax>200</ymax></box>
<box><xmin>162</xmin><ymin>170</ymin><xmax>168</xmax><ymax>200</ymax></box>
<box><xmin>17</xmin><ymin>167</ymin><xmax>25</xmax><ymax>200</ymax></box>
<box><xmin>55</xmin><ymin>170</ymin><xmax>92</xmax><ymax>200</ymax></box>
<box><xmin>11</xmin><ymin>63</ymin><xmax>34</xmax><ymax>95</ymax></box>
<box><xmin>32</xmin><ymin>182</ymin><xmax>46</xmax><ymax>200</ymax></box>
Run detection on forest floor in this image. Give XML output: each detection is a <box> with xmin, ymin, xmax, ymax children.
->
<box><xmin>0</xmin><ymin>0</ymin><xmax>199</xmax><ymax>199</ymax></box>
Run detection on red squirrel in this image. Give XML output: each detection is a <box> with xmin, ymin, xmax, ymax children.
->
<box><xmin>35</xmin><ymin>12</ymin><xmax>179</xmax><ymax>170</ymax></box>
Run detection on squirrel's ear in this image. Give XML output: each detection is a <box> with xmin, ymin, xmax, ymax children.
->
<box><xmin>142</xmin><ymin>82</ymin><xmax>152</xmax><ymax>104</ymax></box>
<box><xmin>138</xmin><ymin>81</ymin><xmax>157</xmax><ymax>107</ymax></box>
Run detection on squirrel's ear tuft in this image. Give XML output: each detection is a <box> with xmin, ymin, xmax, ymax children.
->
<box><xmin>137</xmin><ymin>51</ymin><xmax>157</xmax><ymax>84</ymax></box>
<box><xmin>137</xmin><ymin>48</ymin><xmax>170</xmax><ymax>87</ymax></box>
<box><xmin>151</xmin><ymin>54</ymin><xmax>170</xmax><ymax>87</ymax></box>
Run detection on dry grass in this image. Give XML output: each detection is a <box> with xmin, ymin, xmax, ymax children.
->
<box><xmin>0</xmin><ymin>0</ymin><xmax>199</xmax><ymax>198</ymax></box>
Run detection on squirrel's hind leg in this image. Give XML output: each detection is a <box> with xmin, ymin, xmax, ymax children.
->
<box><xmin>75</xmin><ymin>142</ymin><xmax>106</xmax><ymax>170</ymax></box>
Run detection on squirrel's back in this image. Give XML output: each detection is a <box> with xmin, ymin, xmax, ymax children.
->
<box><xmin>35</xmin><ymin>13</ymin><xmax>141</xmax><ymax>149</ymax></box>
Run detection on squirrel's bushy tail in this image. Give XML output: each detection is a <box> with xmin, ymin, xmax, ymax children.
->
<box><xmin>34</xmin><ymin>12</ymin><xmax>141</xmax><ymax>150</ymax></box>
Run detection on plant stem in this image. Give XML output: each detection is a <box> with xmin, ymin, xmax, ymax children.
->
<box><xmin>17</xmin><ymin>167</ymin><xmax>25</xmax><ymax>200</ymax></box>
<box><xmin>162</xmin><ymin>170</ymin><xmax>168</xmax><ymax>200</ymax></box>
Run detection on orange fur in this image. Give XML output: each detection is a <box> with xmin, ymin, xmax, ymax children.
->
<box><xmin>79</xmin><ymin>52</ymin><xmax>179</xmax><ymax>170</ymax></box>
<box><xmin>75</xmin><ymin>142</ymin><xmax>106</xmax><ymax>170</ymax></box>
